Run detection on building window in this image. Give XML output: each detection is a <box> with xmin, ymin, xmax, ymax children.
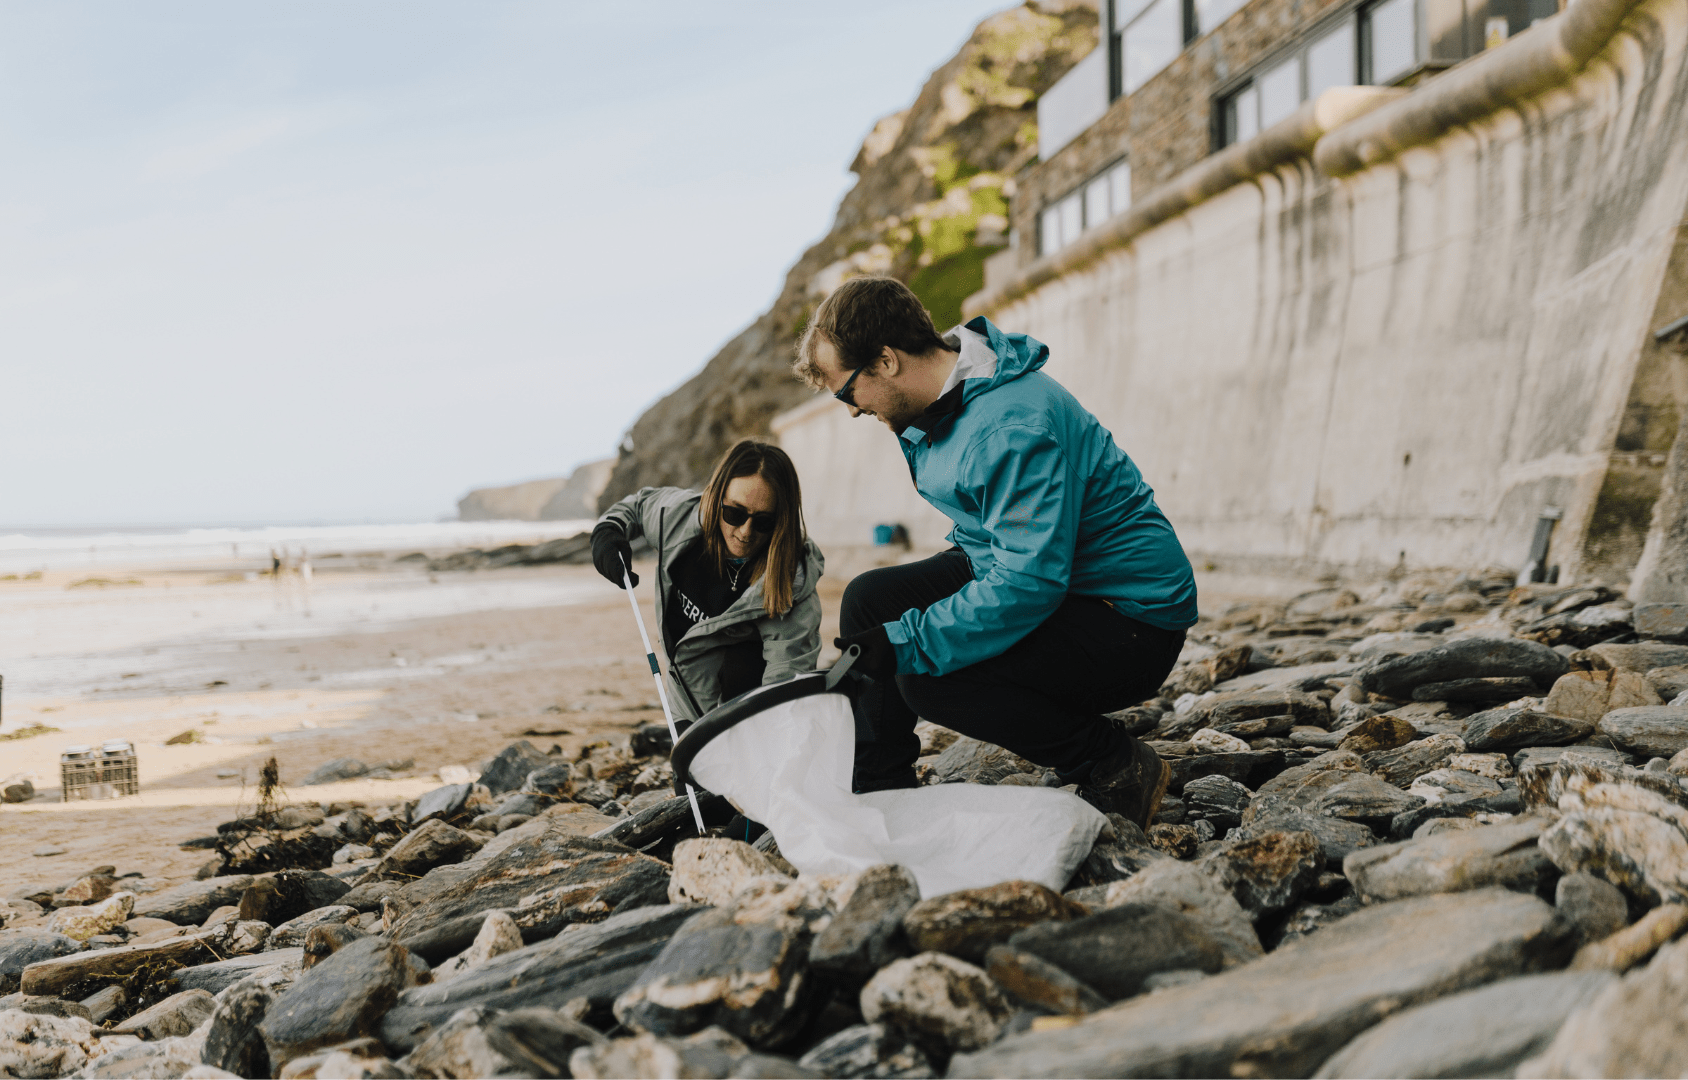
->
<box><xmin>1039</xmin><ymin>159</ymin><xmax>1132</xmax><ymax>256</ymax></box>
<box><xmin>1363</xmin><ymin>0</ymin><xmax>1418</xmax><ymax>83</ymax></box>
<box><xmin>1217</xmin><ymin>13</ymin><xmax>1361</xmax><ymax>147</ymax></box>
<box><xmin>1120</xmin><ymin>0</ymin><xmax>1185</xmax><ymax>95</ymax></box>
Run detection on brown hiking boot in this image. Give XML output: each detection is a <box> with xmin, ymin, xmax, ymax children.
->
<box><xmin>1079</xmin><ymin>737</ymin><xmax>1171</xmax><ymax>829</ymax></box>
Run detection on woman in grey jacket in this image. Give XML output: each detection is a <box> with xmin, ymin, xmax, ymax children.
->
<box><xmin>589</xmin><ymin>440</ymin><xmax>824</xmax><ymax>730</ymax></box>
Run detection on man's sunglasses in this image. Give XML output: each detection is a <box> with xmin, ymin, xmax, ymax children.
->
<box><xmin>721</xmin><ymin>504</ymin><xmax>776</xmax><ymax>534</ymax></box>
<box><xmin>834</xmin><ymin>363</ymin><xmax>867</xmax><ymax>407</ymax></box>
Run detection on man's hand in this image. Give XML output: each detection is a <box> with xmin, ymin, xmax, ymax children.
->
<box><xmin>591</xmin><ymin>522</ymin><xmax>638</xmax><ymax>589</ymax></box>
<box><xmin>835</xmin><ymin>624</ymin><xmax>896</xmax><ymax>674</ymax></box>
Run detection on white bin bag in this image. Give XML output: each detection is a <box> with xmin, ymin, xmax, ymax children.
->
<box><xmin>681</xmin><ymin>678</ymin><xmax>1107</xmax><ymax>897</ymax></box>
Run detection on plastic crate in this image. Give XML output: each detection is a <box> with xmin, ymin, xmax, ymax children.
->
<box><xmin>61</xmin><ymin>740</ymin><xmax>139</xmax><ymax>801</ymax></box>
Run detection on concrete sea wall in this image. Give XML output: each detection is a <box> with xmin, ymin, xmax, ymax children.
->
<box><xmin>776</xmin><ymin>0</ymin><xmax>1688</xmax><ymax>587</ymax></box>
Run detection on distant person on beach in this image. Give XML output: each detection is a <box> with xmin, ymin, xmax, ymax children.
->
<box><xmin>591</xmin><ymin>440</ymin><xmax>824</xmax><ymax>736</ymax></box>
<box><xmin>793</xmin><ymin>276</ymin><xmax>1198</xmax><ymax>829</ymax></box>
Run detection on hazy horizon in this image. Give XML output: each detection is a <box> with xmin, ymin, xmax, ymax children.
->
<box><xmin>2</xmin><ymin>0</ymin><xmax>1018</xmax><ymax>527</ymax></box>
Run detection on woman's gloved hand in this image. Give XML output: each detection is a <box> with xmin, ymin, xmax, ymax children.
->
<box><xmin>834</xmin><ymin>624</ymin><xmax>896</xmax><ymax>675</ymax></box>
<box><xmin>591</xmin><ymin>522</ymin><xmax>638</xmax><ymax>589</ymax></box>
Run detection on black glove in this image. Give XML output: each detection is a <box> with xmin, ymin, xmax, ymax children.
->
<box><xmin>835</xmin><ymin>624</ymin><xmax>896</xmax><ymax>675</ymax></box>
<box><xmin>591</xmin><ymin>522</ymin><xmax>638</xmax><ymax>589</ymax></box>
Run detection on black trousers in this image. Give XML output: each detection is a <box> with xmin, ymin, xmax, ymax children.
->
<box><xmin>840</xmin><ymin>549</ymin><xmax>1185</xmax><ymax>790</ymax></box>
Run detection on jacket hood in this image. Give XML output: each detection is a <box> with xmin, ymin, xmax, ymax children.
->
<box><xmin>942</xmin><ymin>316</ymin><xmax>1049</xmax><ymax>405</ymax></box>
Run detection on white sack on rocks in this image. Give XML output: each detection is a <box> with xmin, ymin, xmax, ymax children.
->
<box><xmin>687</xmin><ymin>691</ymin><xmax>1105</xmax><ymax>896</ymax></box>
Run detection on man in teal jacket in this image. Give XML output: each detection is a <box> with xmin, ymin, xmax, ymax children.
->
<box><xmin>794</xmin><ymin>276</ymin><xmax>1197</xmax><ymax>827</ymax></box>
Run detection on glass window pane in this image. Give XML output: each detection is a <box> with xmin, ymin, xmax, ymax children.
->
<box><xmin>1123</xmin><ymin>0</ymin><xmax>1183</xmax><ymax>94</ymax></box>
<box><xmin>1040</xmin><ymin>206</ymin><xmax>1062</xmax><ymax>255</ymax></box>
<box><xmin>1306</xmin><ymin>20</ymin><xmax>1356</xmax><ymax>98</ymax></box>
<box><xmin>1114</xmin><ymin>0</ymin><xmax>1155</xmax><ymax>32</ymax></box>
<box><xmin>1059</xmin><ymin>193</ymin><xmax>1083</xmax><ymax>246</ymax></box>
<box><xmin>1225</xmin><ymin>84</ymin><xmax>1260</xmax><ymax>145</ymax></box>
<box><xmin>1108</xmin><ymin>162</ymin><xmax>1132</xmax><ymax>213</ymax></box>
<box><xmin>1367</xmin><ymin>0</ymin><xmax>1418</xmax><ymax>82</ymax></box>
<box><xmin>1195</xmin><ymin>0</ymin><xmax>1249</xmax><ymax>35</ymax></box>
<box><xmin>1085</xmin><ymin>176</ymin><xmax>1111</xmax><ymax>227</ymax></box>
<box><xmin>1257</xmin><ymin>55</ymin><xmax>1301</xmax><ymax>128</ymax></box>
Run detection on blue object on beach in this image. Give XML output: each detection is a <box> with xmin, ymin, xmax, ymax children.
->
<box><xmin>873</xmin><ymin>524</ymin><xmax>895</xmax><ymax>545</ymax></box>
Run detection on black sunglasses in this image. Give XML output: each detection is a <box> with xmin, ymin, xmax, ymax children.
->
<box><xmin>721</xmin><ymin>504</ymin><xmax>776</xmax><ymax>534</ymax></box>
<box><xmin>834</xmin><ymin>363</ymin><xmax>867</xmax><ymax>406</ymax></box>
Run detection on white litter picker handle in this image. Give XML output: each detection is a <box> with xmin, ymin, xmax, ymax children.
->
<box><xmin>621</xmin><ymin>556</ymin><xmax>708</xmax><ymax>835</ymax></box>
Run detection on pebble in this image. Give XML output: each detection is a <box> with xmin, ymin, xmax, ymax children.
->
<box><xmin>32</xmin><ymin>845</ymin><xmax>67</xmax><ymax>858</ymax></box>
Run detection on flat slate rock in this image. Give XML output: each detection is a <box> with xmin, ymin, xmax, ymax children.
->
<box><xmin>173</xmin><ymin>948</ymin><xmax>304</xmax><ymax>995</ymax></box>
<box><xmin>951</xmin><ymin>888</ymin><xmax>1575</xmax><ymax>1079</ymax></box>
<box><xmin>1463</xmin><ymin>709</ymin><xmax>1593</xmax><ymax>752</ymax></box>
<box><xmin>381</xmin><ymin>903</ymin><xmax>700</xmax><ymax>1053</ymax></box>
<box><xmin>1313</xmin><ymin>969</ymin><xmax>1616</xmax><ymax>1078</ymax></box>
<box><xmin>1595</xmin><ymin>706</ymin><xmax>1688</xmax><ymax>758</ymax></box>
<box><xmin>1512</xmin><ymin>745</ymin><xmax>1633</xmax><ymax>772</ymax></box>
<box><xmin>1167</xmin><ymin>751</ymin><xmax>1285</xmax><ymax>793</ymax></box>
<box><xmin>1360</xmin><ymin>638</ymin><xmax>1569</xmax><ymax>700</ymax></box>
<box><xmin>133</xmin><ymin>875</ymin><xmax>255</xmax><ymax>926</ymax></box>
<box><xmin>1344</xmin><ymin>816</ymin><xmax>1556</xmax><ymax>902</ymax></box>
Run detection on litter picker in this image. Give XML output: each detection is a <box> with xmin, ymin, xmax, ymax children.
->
<box><xmin>620</xmin><ymin>556</ymin><xmax>708</xmax><ymax>834</ymax></box>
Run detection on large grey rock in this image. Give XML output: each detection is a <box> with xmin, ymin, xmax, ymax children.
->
<box><xmin>0</xmin><ymin>931</ymin><xmax>81</xmax><ymax>993</ymax></box>
<box><xmin>1099</xmin><ymin>860</ymin><xmax>1261</xmax><ymax>967</ymax></box>
<box><xmin>268</xmin><ymin>905</ymin><xmax>357</xmax><ymax>950</ymax></box>
<box><xmin>400</xmin><ymin>1003</ymin><xmax>599</xmax><ymax>1080</ymax></box>
<box><xmin>795</xmin><ymin>1022</ymin><xmax>934</xmax><ymax>1078</ymax></box>
<box><xmin>1168</xmin><ymin>688</ymin><xmax>1329</xmax><ymax>740</ymax></box>
<box><xmin>110</xmin><ymin>987</ymin><xmax>215</xmax><ymax>1039</ymax></box>
<box><xmin>1200</xmin><ymin>830</ymin><xmax>1323</xmax><ymax>918</ymax></box>
<box><xmin>1180</xmin><ymin>775</ymin><xmax>1251</xmax><ymax>831</ymax></box>
<box><xmin>1519</xmin><ymin>936</ymin><xmax>1688</xmax><ymax>1077</ymax></box>
<box><xmin>373</xmin><ymin>819</ymin><xmax>482</xmax><ymax>880</ymax></box>
<box><xmin>381</xmin><ymin>904</ymin><xmax>699</xmax><ymax>1053</ymax></box>
<box><xmin>1634</xmin><ymin>602</ymin><xmax>1688</xmax><ymax>642</ymax></box>
<box><xmin>413</xmin><ymin>783</ymin><xmax>474</xmax><ymax>823</ymax></box>
<box><xmin>1360</xmin><ymin>638</ymin><xmax>1569</xmax><ymax>700</ymax></box>
<box><xmin>612</xmin><ymin>908</ymin><xmax>811</xmax><ymax>1048</ymax></box>
<box><xmin>1555</xmin><ymin>872</ymin><xmax>1629</xmax><ymax>946</ymax></box>
<box><xmin>1344</xmin><ymin>817</ymin><xmax>1557</xmax><ymax>902</ymax></box>
<box><xmin>477</xmin><ymin>741</ymin><xmax>555</xmax><ymax>795</ymax></box>
<box><xmin>388</xmin><ymin>832</ymin><xmax>670</xmax><ymax>952</ymax></box>
<box><xmin>174</xmin><ymin>948</ymin><xmax>303</xmax><ymax>995</ymax></box>
<box><xmin>859</xmin><ymin>953</ymin><xmax>1012</xmax><ymax>1054</ymax></box>
<box><xmin>1596</xmin><ymin>705</ymin><xmax>1688</xmax><ymax>757</ymax></box>
<box><xmin>260</xmin><ymin>937</ymin><xmax>424</xmax><ymax>1068</ymax></box>
<box><xmin>200</xmin><ymin>981</ymin><xmax>273</xmax><ymax>1078</ymax></box>
<box><xmin>810</xmin><ymin>865</ymin><xmax>919</xmax><ymax>988</ymax></box>
<box><xmin>1527</xmin><ymin>758</ymin><xmax>1688</xmax><ymax>904</ymax></box>
<box><xmin>1313</xmin><ymin>970</ymin><xmax>1616</xmax><ymax>1078</ymax></box>
<box><xmin>1004</xmin><ymin>904</ymin><xmax>1224</xmax><ymax>999</ymax></box>
<box><xmin>900</xmin><ymin>881</ymin><xmax>1083</xmax><ymax>964</ymax></box>
<box><xmin>951</xmin><ymin>888</ymin><xmax>1575</xmax><ymax>1078</ymax></box>
<box><xmin>133</xmin><ymin>876</ymin><xmax>255</xmax><ymax>926</ymax></box>
<box><xmin>1462</xmin><ymin>709</ymin><xmax>1593</xmax><ymax>752</ymax></box>
<box><xmin>1588</xmin><ymin>642</ymin><xmax>1688</xmax><ymax>672</ymax></box>
<box><xmin>1513</xmin><ymin>744</ymin><xmax>1634</xmax><ymax>772</ymax></box>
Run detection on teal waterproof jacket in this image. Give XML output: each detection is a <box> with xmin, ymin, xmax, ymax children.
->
<box><xmin>884</xmin><ymin>317</ymin><xmax>1198</xmax><ymax>677</ymax></box>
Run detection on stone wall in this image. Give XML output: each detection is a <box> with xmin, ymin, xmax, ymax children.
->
<box><xmin>774</xmin><ymin>0</ymin><xmax>1688</xmax><ymax>586</ymax></box>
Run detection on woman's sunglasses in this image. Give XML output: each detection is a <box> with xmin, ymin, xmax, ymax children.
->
<box><xmin>721</xmin><ymin>504</ymin><xmax>776</xmax><ymax>534</ymax></box>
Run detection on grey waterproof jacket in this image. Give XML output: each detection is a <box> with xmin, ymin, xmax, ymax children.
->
<box><xmin>599</xmin><ymin>486</ymin><xmax>824</xmax><ymax>724</ymax></box>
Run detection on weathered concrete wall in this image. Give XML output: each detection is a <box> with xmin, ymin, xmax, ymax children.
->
<box><xmin>776</xmin><ymin>0</ymin><xmax>1688</xmax><ymax>582</ymax></box>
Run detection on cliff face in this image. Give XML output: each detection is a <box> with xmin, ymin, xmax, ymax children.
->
<box><xmin>458</xmin><ymin>458</ymin><xmax>613</xmax><ymax>522</ymax></box>
<box><xmin>599</xmin><ymin>2</ymin><xmax>1098</xmax><ymax>509</ymax></box>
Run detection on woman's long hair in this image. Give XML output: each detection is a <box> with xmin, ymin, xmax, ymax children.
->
<box><xmin>699</xmin><ymin>440</ymin><xmax>805</xmax><ymax>616</ymax></box>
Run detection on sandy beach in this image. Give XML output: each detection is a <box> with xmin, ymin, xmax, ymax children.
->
<box><xmin>0</xmin><ymin>549</ymin><xmax>854</xmax><ymax>898</ymax></box>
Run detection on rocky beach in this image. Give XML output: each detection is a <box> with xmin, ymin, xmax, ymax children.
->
<box><xmin>5</xmin><ymin>554</ymin><xmax>1688</xmax><ymax>1078</ymax></box>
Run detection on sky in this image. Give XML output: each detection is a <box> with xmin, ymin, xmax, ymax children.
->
<box><xmin>0</xmin><ymin>1</ymin><xmax>1018</xmax><ymax>526</ymax></box>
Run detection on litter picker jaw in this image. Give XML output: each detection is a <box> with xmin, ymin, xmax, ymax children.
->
<box><xmin>621</xmin><ymin>555</ymin><xmax>708</xmax><ymax>835</ymax></box>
